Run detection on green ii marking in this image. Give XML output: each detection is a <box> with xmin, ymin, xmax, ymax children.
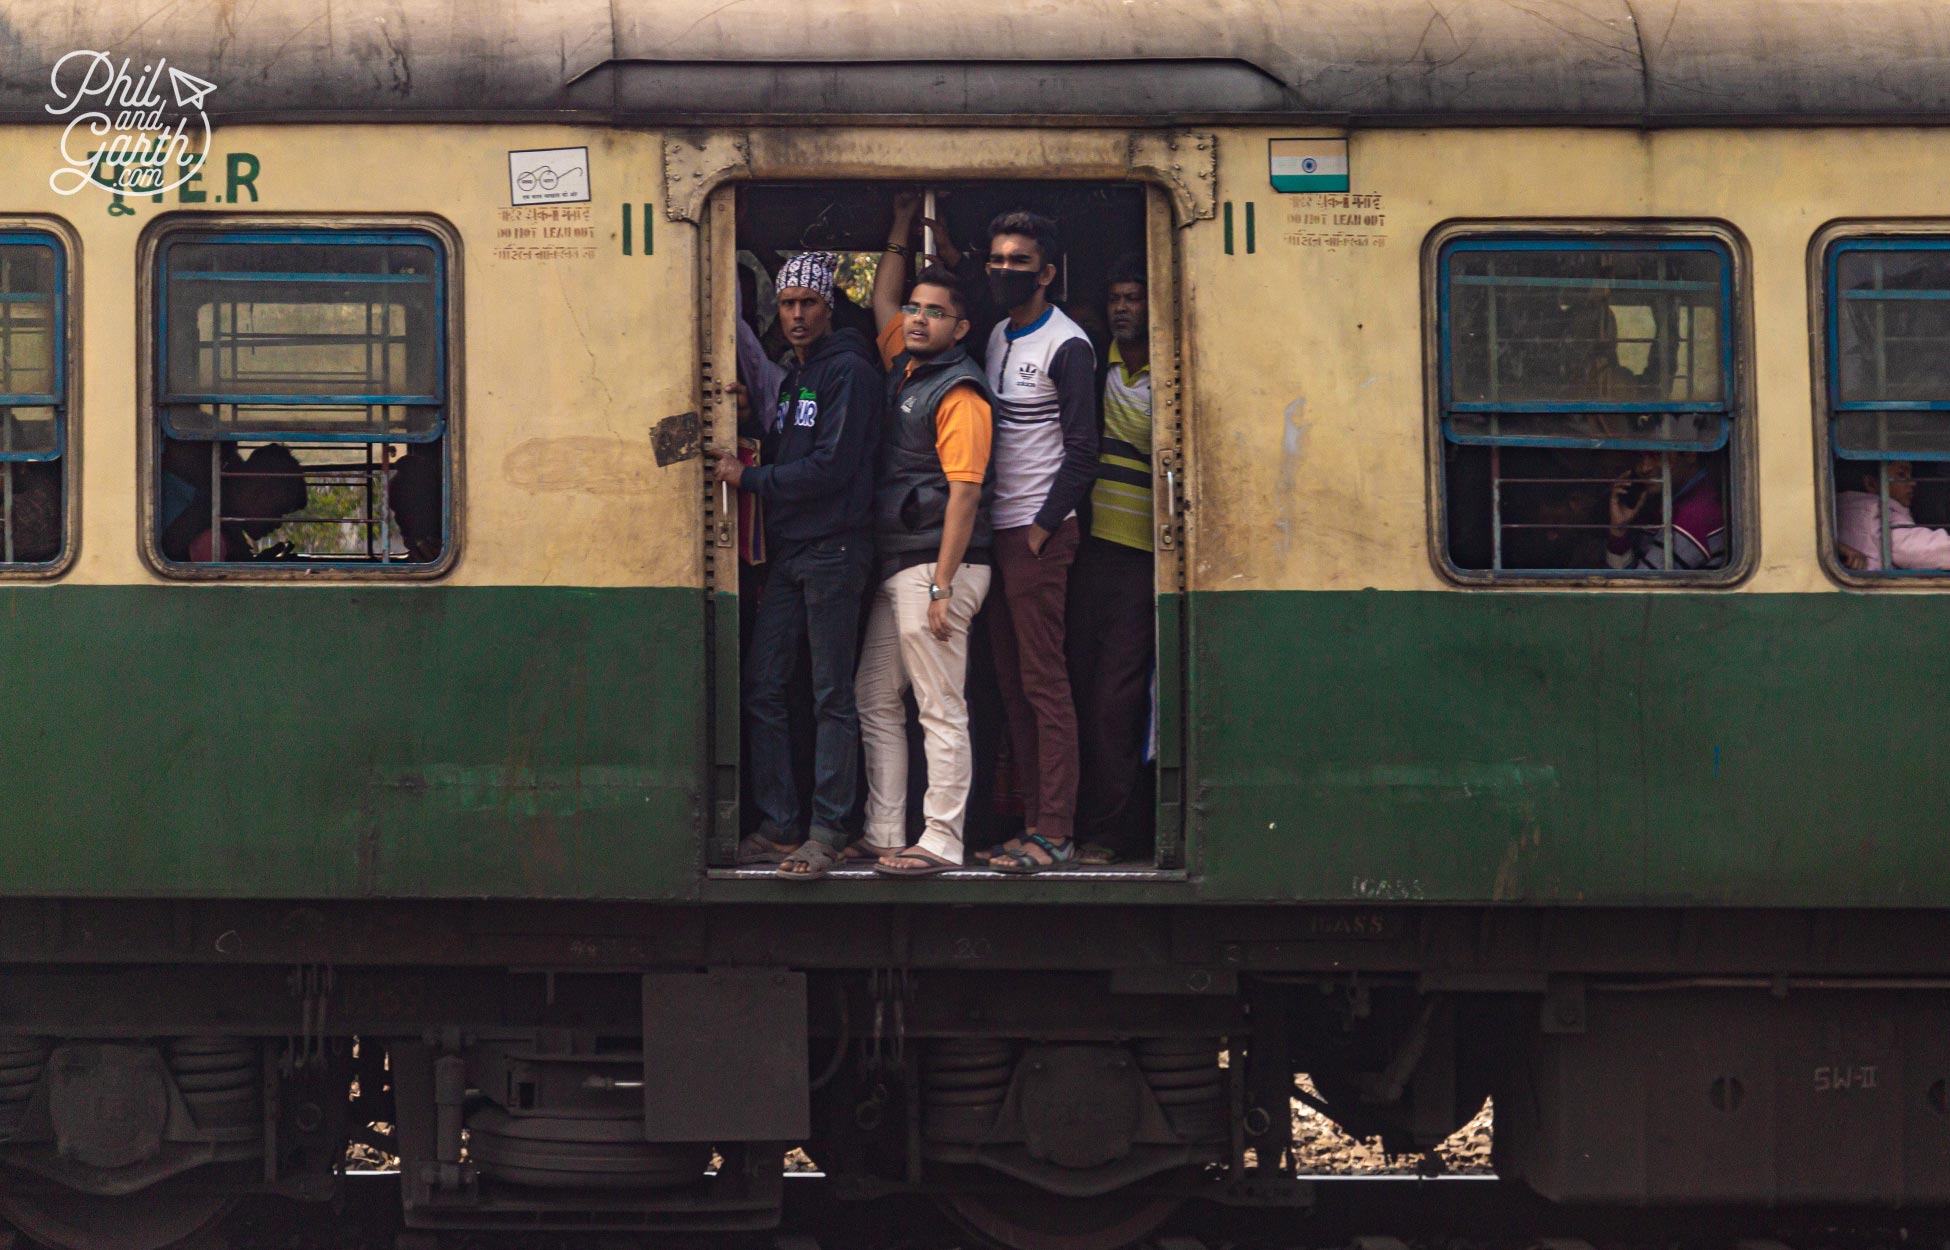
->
<box><xmin>1222</xmin><ymin>202</ymin><xmax>1256</xmax><ymax>256</ymax></box>
<box><xmin>622</xmin><ymin>204</ymin><xmax>655</xmax><ymax>255</ymax></box>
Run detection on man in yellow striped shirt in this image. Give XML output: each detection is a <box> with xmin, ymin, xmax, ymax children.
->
<box><xmin>1067</xmin><ymin>255</ymin><xmax>1155</xmax><ymax>864</ymax></box>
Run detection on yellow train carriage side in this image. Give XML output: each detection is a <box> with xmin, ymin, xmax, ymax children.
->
<box><xmin>0</xmin><ymin>124</ymin><xmax>708</xmax><ymax>898</ymax></box>
<box><xmin>1185</xmin><ymin>125</ymin><xmax>1950</xmax><ymax>906</ymax></box>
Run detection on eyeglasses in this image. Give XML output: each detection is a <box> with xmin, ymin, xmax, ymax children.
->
<box><xmin>901</xmin><ymin>303</ymin><xmax>960</xmax><ymax>323</ymax></box>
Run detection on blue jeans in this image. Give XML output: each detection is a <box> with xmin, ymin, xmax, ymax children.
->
<box><xmin>743</xmin><ymin>535</ymin><xmax>872</xmax><ymax>845</ymax></box>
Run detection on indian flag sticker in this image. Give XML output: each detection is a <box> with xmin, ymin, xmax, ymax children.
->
<box><xmin>1270</xmin><ymin>138</ymin><xmax>1350</xmax><ymax>193</ymax></box>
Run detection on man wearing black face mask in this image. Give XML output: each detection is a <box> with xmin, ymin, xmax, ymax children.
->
<box><xmin>974</xmin><ymin>209</ymin><xmax>1098</xmax><ymax>873</ymax></box>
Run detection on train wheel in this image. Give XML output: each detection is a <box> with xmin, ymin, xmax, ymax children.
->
<box><xmin>938</xmin><ymin>1183</ymin><xmax>1183</xmax><ymax>1250</ymax></box>
<box><xmin>0</xmin><ymin>1184</ymin><xmax>233</xmax><ymax>1250</ymax></box>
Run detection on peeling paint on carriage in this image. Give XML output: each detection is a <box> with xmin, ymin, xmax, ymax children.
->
<box><xmin>503</xmin><ymin>437</ymin><xmax>659</xmax><ymax>496</ymax></box>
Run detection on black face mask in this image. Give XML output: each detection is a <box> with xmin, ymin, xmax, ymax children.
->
<box><xmin>987</xmin><ymin>267</ymin><xmax>1041</xmax><ymax>311</ymax></box>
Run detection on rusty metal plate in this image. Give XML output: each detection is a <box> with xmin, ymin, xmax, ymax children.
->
<box><xmin>652</xmin><ymin>412</ymin><xmax>701</xmax><ymax>466</ymax></box>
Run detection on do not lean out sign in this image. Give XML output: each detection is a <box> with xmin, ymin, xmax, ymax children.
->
<box><xmin>1269</xmin><ymin>138</ymin><xmax>1350</xmax><ymax>193</ymax></box>
<box><xmin>508</xmin><ymin>146</ymin><xmax>591</xmax><ymax>206</ymax></box>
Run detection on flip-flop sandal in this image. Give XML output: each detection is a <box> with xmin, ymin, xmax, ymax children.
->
<box><xmin>737</xmin><ymin>832</ymin><xmax>801</xmax><ymax>865</ymax></box>
<box><xmin>776</xmin><ymin>840</ymin><xmax>840</xmax><ymax>881</ymax></box>
<box><xmin>842</xmin><ymin>842</ymin><xmax>890</xmax><ymax>862</ymax></box>
<box><xmin>873</xmin><ymin>849</ymin><xmax>959</xmax><ymax>878</ymax></box>
<box><xmin>992</xmin><ymin>834</ymin><xmax>1076</xmax><ymax>875</ymax></box>
<box><xmin>1077</xmin><ymin>843</ymin><xmax>1120</xmax><ymax>866</ymax></box>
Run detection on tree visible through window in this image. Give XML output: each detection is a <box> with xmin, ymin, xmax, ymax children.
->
<box><xmin>153</xmin><ymin>229</ymin><xmax>450</xmax><ymax>570</ymax></box>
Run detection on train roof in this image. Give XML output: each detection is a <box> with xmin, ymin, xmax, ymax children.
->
<box><xmin>3</xmin><ymin>0</ymin><xmax>1948</xmax><ymax>127</ymax></box>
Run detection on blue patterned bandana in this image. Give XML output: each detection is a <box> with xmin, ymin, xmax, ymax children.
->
<box><xmin>776</xmin><ymin>251</ymin><xmax>838</xmax><ymax>306</ymax></box>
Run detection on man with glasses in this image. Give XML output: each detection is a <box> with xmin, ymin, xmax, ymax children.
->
<box><xmin>848</xmin><ymin>192</ymin><xmax>996</xmax><ymax>876</ymax></box>
<box><xmin>1837</xmin><ymin>460</ymin><xmax>1950</xmax><ymax>570</ymax></box>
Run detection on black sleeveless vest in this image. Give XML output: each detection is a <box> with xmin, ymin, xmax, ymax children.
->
<box><xmin>876</xmin><ymin>344</ymin><xmax>996</xmax><ymax>556</ymax></box>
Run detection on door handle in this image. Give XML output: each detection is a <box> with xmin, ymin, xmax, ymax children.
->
<box><xmin>1158</xmin><ymin>453</ymin><xmax>1178</xmax><ymax>550</ymax></box>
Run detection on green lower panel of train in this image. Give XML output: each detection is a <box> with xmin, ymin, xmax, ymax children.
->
<box><xmin>1192</xmin><ymin>588</ymin><xmax>1948</xmax><ymax>907</ymax></box>
<box><xmin>0</xmin><ymin>586</ymin><xmax>1939</xmax><ymax>907</ymax></box>
<box><xmin>0</xmin><ymin>586</ymin><xmax>703</xmax><ymax>898</ymax></box>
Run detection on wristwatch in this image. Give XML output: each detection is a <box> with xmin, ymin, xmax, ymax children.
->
<box><xmin>928</xmin><ymin>581</ymin><xmax>950</xmax><ymax>601</ymax></box>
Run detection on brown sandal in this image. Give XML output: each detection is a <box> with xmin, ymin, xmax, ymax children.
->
<box><xmin>776</xmin><ymin>841</ymin><xmax>841</xmax><ymax>880</ymax></box>
<box><xmin>737</xmin><ymin>832</ymin><xmax>800</xmax><ymax>864</ymax></box>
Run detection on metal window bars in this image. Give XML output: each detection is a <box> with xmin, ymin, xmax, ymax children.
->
<box><xmin>198</xmin><ymin>441</ymin><xmax>428</xmax><ymax>564</ymax></box>
<box><xmin>1827</xmin><ymin>239</ymin><xmax>1950</xmax><ymax>577</ymax></box>
<box><xmin>0</xmin><ymin>236</ymin><xmax>64</xmax><ymax>567</ymax></box>
<box><xmin>1439</xmin><ymin>238</ymin><xmax>1735</xmax><ymax>578</ymax></box>
<box><xmin>157</xmin><ymin>231</ymin><xmax>446</xmax><ymax>567</ymax></box>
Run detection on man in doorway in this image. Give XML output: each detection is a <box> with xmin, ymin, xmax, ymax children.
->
<box><xmin>711</xmin><ymin>251</ymin><xmax>881</xmax><ymax>880</ymax></box>
<box><xmin>1068</xmin><ymin>254</ymin><xmax>1155</xmax><ymax>865</ymax></box>
<box><xmin>850</xmin><ymin>192</ymin><xmax>996</xmax><ymax>877</ymax></box>
<box><xmin>975</xmin><ymin>209</ymin><xmax>1098</xmax><ymax>873</ymax></box>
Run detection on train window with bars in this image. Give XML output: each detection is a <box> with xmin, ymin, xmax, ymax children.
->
<box><xmin>1436</xmin><ymin>236</ymin><xmax>1740</xmax><ymax>581</ymax></box>
<box><xmin>0</xmin><ymin>232</ymin><xmax>69</xmax><ymax>570</ymax></box>
<box><xmin>1824</xmin><ymin>238</ymin><xmax>1950</xmax><ymax>578</ymax></box>
<box><xmin>151</xmin><ymin>228</ymin><xmax>450</xmax><ymax>571</ymax></box>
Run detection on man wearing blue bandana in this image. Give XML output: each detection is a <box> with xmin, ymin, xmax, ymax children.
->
<box><xmin>712</xmin><ymin>251</ymin><xmax>883</xmax><ymax>879</ymax></box>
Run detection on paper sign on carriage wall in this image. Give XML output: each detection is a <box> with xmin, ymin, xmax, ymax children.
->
<box><xmin>509</xmin><ymin>146</ymin><xmax>592</xmax><ymax>206</ymax></box>
<box><xmin>1269</xmin><ymin>138</ymin><xmax>1350</xmax><ymax>193</ymax></box>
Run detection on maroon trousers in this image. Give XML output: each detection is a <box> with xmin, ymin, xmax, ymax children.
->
<box><xmin>987</xmin><ymin>519</ymin><xmax>1082</xmax><ymax>842</ymax></box>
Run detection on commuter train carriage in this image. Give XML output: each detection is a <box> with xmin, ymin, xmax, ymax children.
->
<box><xmin>5</xmin><ymin>1</ymin><xmax>1950</xmax><ymax>1247</ymax></box>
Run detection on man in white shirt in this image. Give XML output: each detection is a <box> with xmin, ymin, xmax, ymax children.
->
<box><xmin>974</xmin><ymin>210</ymin><xmax>1098</xmax><ymax>873</ymax></box>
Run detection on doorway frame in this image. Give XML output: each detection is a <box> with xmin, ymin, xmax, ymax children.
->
<box><xmin>685</xmin><ymin>128</ymin><xmax>1212</xmax><ymax>871</ymax></box>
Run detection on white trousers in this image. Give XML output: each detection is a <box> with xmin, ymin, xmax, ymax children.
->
<box><xmin>855</xmin><ymin>562</ymin><xmax>992</xmax><ymax>862</ymax></box>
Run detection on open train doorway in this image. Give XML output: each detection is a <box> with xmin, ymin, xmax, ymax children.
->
<box><xmin>701</xmin><ymin>179</ymin><xmax>1185</xmax><ymax>877</ymax></box>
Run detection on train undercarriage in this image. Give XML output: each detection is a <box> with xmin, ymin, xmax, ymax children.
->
<box><xmin>0</xmin><ymin>902</ymin><xmax>1945</xmax><ymax>1250</ymax></box>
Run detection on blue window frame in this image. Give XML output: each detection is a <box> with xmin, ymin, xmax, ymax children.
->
<box><xmin>1823</xmin><ymin>237</ymin><xmax>1950</xmax><ymax>577</ymax></box>
<box><xmin>0</xmin><ymin>230</ymin><xmax>68</xmax><ymax>568</ymax></box>
<box><xmin>1436</xmin><ymin>235</ymin><xmax>1739</xmax><ymax>579</ymax></box>
<box><xmin>153</xmin><ymin>227</ymin><xmax>450</xmax><ymax>570</ymax></box>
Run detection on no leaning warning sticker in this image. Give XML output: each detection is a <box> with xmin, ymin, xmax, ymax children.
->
<box><xmin>508</xmin><ymin>146</ymin><xmax>591</xmax><ymax>206</ymax></box>
<box><xmin>1269</xmin><ymin>138</ymin><xmax>1350</xmax><ymax>193</ymax></box>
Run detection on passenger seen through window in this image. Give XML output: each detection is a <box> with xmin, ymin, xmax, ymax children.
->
<box><xmin>1836</xmin><ymin>460</ymin><xmax>1950</xmax><ymax>571</ymax></box>
<box><xmin>1825</xmin><ymin>238</ymin><xmax>1950</xmax><ymax>577</ymax></box>
<box><xmin>1439</xmin><ymin>238</ymin><xmax>1737</xmax><ymax>578</ymax></box>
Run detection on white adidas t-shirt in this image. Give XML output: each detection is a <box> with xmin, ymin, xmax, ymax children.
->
<box><xmin>985</xmin><ymin>305</ymin><xmax>1094</xmax><ymax>531</ymax></box>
